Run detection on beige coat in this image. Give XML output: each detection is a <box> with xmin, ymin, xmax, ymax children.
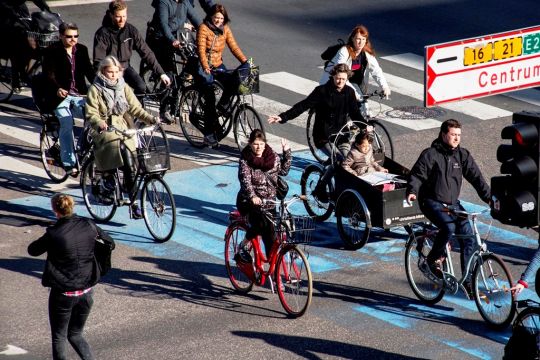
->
<box><xmin>86</xmin><ymin>84</ymin><xmax>156</xmax><ymax>171</ymax></box>
<box><xmin>342</xmin><ymin>147</ymin><xmax>383</xmax><ymax>176</ymax></box>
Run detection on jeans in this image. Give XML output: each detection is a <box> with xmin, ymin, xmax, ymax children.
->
<box><xmin>49</xmin><ymin>288</ymin><xmax>94</xmax><ymax>360</ymax></box>
<box><xmin>421</xmin><ymin>198</ymin><xmax>475</xmax><ymax>279</ymax></box>
<box><xmin>319</xmin><ymin>141</ymin><xmax>351</xmax><ymax>185</ymax></box>
<box><xmin>54</xmin><ymin>95</ymin><xmax>85</xmax><ymax>168</ymax></box>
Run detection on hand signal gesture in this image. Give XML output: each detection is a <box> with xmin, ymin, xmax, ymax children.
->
<box><xmin>268</xmin><ymin>115</ymin><xmax>281</xmax><ymax>124</ymax></box>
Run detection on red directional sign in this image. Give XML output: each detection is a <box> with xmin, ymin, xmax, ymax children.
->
<box><xmin>425</xmin><ymin>25</ymin><xmax>540</xmax><ymax>107</ymax></box>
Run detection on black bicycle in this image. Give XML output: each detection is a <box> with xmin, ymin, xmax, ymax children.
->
<box><xmin>178</xmin><ymin>65</ymin><xmax>264</xmax><ymax>150</ymax></box>
<box><xmin>306</xmin><ymin>90</ymin><xmax>394</xmax><ymax>164</ymax></box>
<box><xmin>81</xmin><ymin>123</ymin><xmax>176</xmax><ymax>242</ymax></box>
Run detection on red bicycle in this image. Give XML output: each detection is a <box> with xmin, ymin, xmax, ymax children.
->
<box><xmin>224</xmin><ymin>195</ymin><xmax>314</xmax><ymax>318</ymax></box>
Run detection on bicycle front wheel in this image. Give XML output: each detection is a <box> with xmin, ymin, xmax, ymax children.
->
<box><xmin>0</xmin><ymin>57</ymin><xmax>14</xmax><ymax>103</ymax></box>
<box><xmin>306</xmin><ymin>109</ymin><xmax>329</xmax><ymax>164</ymax></box>
<box><xmin>233</xmin><ymin>104</ymin><xmax>264</xmax><ymax>150</ymax></box>
<box><xmin>371</xmin><ymin>120</ymin><xmax>394</xmax><ymax>161</ymax></box>
<box><xmin>506</xmin><ymin>307</ymin><xmax>540</xmax><ymax>359</ymax></box>
<box><xmin>404</xmin><ymin>233</ymin><xmax>445</xmax><ymax>304</ymax></box>
<box><xmin>336</xmin><ymin>190</ymin><xmax>370</xmax><ymax>250</ymax></box>
<box><xmin>472</xmin><ymin>253</ymin><xmax>516</xmax><ymax>329</ymax></box>
<box><xmin>81</xmin><ymin>158</ymin><xmax>117</xmax><ymax>223</ymax></box>
<box><xmin>141</xmin><ymin>175</ymin><xmax>176</xmax><ymax>242</ymax></box>
<box><xmin>300</xmin><ymin>164</ymin><xmax>333</xmax><ymax>222</ymax></box>
<box><xmin>40</xmin><ymin>127</ymin><xmax>69</xmax><ymax>183</ymax></box>
<box><xmin>275</xmin><ymin>245</ymin><xmax>313</xmax><ymax>318</ymax></box>
<box><xmin>224</xmin><ymin>223</ymin><xmax>254</xmax><ymax>293</ymax></box>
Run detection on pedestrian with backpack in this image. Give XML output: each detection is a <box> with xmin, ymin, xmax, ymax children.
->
<box><xmin>320</xmin><ymin>24</ymin><xmax>390</xmax><ymax>101</ymax></box>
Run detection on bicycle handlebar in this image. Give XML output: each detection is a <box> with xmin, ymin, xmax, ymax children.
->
<box><xmin>261</xmin><ymin>194</ymin><xmax>307</xmax><ymax>209</ymax></box>
<box><xmin>359</xmin><ymin>90</ymin><xmax>385</xmax><ymax>103</ymax></box>
<box><xmin>442</xmin><ymin>204</ymin><xmax>490</xmax><ymax>218</ymax></box>
<box><xmin>105</xmin><ymin>124</ymin><xmax>160</xmax><ymax>138</ymax></box>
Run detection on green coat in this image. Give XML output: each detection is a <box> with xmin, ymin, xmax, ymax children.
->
<box><xmin>86</xmin><ymin>84</ymin><xmax>156</xmax><ymax>171</ymax></box>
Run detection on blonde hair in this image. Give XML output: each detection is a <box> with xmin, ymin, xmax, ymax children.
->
<box><xmin>98</xmin><ymin>55</ymin><xmax>123</xmax><ymax>74</ymax></box>
<box><xmin>51</xmin><ymin>194</ymin><xmax>75</xmax><ymax>217</ymax></box>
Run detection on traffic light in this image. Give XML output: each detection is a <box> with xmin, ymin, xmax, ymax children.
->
<box><xmin>491</xmin><ymin>111</ymin><xmax>540</xmax><ymax>227</ymax></box>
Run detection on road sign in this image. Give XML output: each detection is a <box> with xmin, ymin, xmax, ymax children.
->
<box><xmin>425</xmin><ymin>25</ymin><xmax>540</xmax><ymax>107</ymax></box>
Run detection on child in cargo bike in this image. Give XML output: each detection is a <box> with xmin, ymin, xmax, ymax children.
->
<box><xmin>342</xmin><ymin>131</ymin><xmax>387</xmax><ymax>176</ymax></box>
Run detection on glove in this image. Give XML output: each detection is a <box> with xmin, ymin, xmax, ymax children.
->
<box><xmin>382</xmin><ymin>86</ymin><xmax>391</xmax><ymax>99</ymax></box>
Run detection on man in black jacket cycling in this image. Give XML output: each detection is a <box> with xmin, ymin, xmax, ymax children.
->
<box><xmin>406</xmin><ymin>119</ymin><xmax>491</xmax><ymax>290</ymax></box>
<box><xmin>0</xmin><ymin>0</ymin><xmax>51</xmax><ymax>90</ymax></box>
<box><xmin>93</xmin><ymin>0</ymin><xmax>171</xmax><ymax>96</ymax></box>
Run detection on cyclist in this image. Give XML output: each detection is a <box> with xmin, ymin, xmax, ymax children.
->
<box><xmin>42</xmin><ymin>22</ymin><xmax>95</xmax><ymax>177</ymax></box>
<box><xmin>85</xmin><ymin>55</ymin><xmax>160</xmax><ymax>219</ymax></box>
<box><xmin>268</xmin><ymin>63</ymin><xmax>364</xmax><ymax>202</ymax></box>
<box><xmin>93</xmin><ymin>0</ymin><xmax>171</xmax><ymax>98</ymax></box>
<box><xmin>0</xmin><ymin>0</ymin><xmax>51</xmax><ymax>91</ymax></box>
<box><xmin>146</xmin><ymin>0</ymin><xmax>202</xmax><ymax>123</ymax></box>
<box><xmin>320</xmin><ymin>24</ymin><xmax>390</xmax><ymax>102</ymax></box>
<box><xmin>406</xmin><ymin>119</ymin><xmax>491</xmax><ymax>293</ymax></box>
<box><xmin>196</xmin><ymin>3</ymin><xmax>248</xmax><ymax>147</ymax></box>
<box><xmin>237</xmin><ymin>129</ymin><xmax>291</xmax><ymax>260</ymax></box>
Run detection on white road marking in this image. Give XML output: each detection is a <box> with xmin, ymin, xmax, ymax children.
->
<box><xmin>0</xmin><ymin>344</ymin><xmax>28</xmax><ymax>355</ymax></box>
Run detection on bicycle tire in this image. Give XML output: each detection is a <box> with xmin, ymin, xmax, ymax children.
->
<box><xmin>233</xmin><ymin>103</ymin><xmax>264</xmax><ymax>150</ymax></box>
<box><xmin>40</xmin><ymin>127</ymin><xmax>69</xmax><ymax>183</ymax></box>
<box><xmin>300</xmin><ymin>164</ymin><xmax>334</xmax><ymax>222</ymax></box>
<box><xmin>371</xmin><ymin>120</ymin><xmax>394</xmax><ymax>161</ymax></box>
<box><xmin>275</xmin><ymin>245</ymin><xmax>313</xmax><ymax>318</ymax></box>
<box><xmin>336</xmin><ymin>190</ymin><xmax>370</xmax><ymax>250</ymax></box>
<box><xmin>404</xmin><ymin>233</ymin><xmax>445</xmax><ymax>304</ymax></box>
<box><xmin>81</xmin><ymin>158</ymin><xmax>117</xmax><ymax>223</ymax></box>
<box><xmin>306</xmin><ymin>109</ymin><xmax>329</xmax><ymax>164</ymax></box>
<box><xmin>472</xmin><ymin>253</ymin><xmax>516</xmax><ymax>329</ymax></box>
<box><xmin>224</xmin><ymin>223</ymin><xmax>254</xmax><ymax>293</ymax></box>
<box><xmin>177</xmin><ymin>86</ymin><xmax>205</xmax><ymax>148</ymax></box>
<box><xmin>0</xmin><ymin>57</ymin><xmax>14</xmax><ymax>103</ymax></box>
<box><xmin>506</xmin><ymin>307</ymin><xmax>540</xmax><ymax>359</ymax></box>
<box><xmin>141</xmin><ymin>175</ymin><xmax>176</xmax><ymax>242</ymax></box>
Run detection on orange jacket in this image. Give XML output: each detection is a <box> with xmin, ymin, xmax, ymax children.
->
<box><xmin>197</xmin><ymin>22</ymin><xmax>247</xmax><ymax>71</ymax></box>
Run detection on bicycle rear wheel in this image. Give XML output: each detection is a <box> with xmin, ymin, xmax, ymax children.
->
<box><xmin>306</xmin><ymin>109</ymin><xmax>329</xmax><ymax>164</ymax></box>
<box><xmin>40</xmin><ymin>125</ymin><xmax>69</xmax><ymax>183</ymax></box>
<box><xmin>300</xmin><ymin>164</ymin><xmax>333</xmax><ymax>222</ymax></box>
<box><xmin>506</xmin><ymin>307</ymin><xmax>540</xmax><ymax>359</ymax></box>
<box><xmin>81</xmin><ymin>158</ymin><xmax>117</xmax><ymax>223</ymax></box>
<box><xmin>404</xmin><ymin>233</ymin><xmax>445</xmax><ymax>304</ymax></box>
<box><xmin>472</xmin><ymin>253</ymin><xmax>516</xmax><ymax>329</ymax></box>
<box><xmin>0</xmin><ymin>57</ymin><xmax>14</xmax><ymax>103</ymax></box>
<box><xmin>336</xmin><ymin>190</ymin><xmax>370</xmax><ymax>250</ymax></box>
<box><xmin>178</xmin><ymin>86</ymin><xmax>205</xmax><ymax>148</ymax></box>
<box><xmin>371</xmin><ymin>120</ymin><xmax>394</xmax><ymax>161</ymax></box>
<box><xmin>233</xmin><ymin>103</ymin><xmax>264</xmax><ymax>150</ymax></box>
<box><xmin>275</xmin><ymin>245</ymin><xmax>313</xmax><ymax>318</ymax></box>
<box><xmin>141</xmin><ymin>175</ymin><xmax>176</xmax><ymax>242</ymax></box>
<box><xmin>224</xmin><ymin>223</ymin><xmax>254</xmax><ymax>293</ymax></box>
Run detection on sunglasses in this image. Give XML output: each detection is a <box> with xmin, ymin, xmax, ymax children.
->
<box><xmin>64</xmin><ymin>35</ymin><xmax>79</xmax><ymax>39</ymax></box>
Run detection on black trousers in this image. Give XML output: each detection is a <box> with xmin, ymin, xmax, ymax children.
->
<box><xmin>237</xmin><ymin>196</ymin><xmax>276</xmax><ymax>258</ymax></box>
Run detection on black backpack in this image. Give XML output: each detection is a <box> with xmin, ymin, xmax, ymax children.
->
<box><xmin>320</xmin><ymin>39</ymin><xmax>345</xmax><ymax>68</ymax></box>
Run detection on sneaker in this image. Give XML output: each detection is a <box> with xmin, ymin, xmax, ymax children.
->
<box><xmin>131</xmin><ymin>204</ymin><xmax>143</xmax><ymax>220</ymax></box>
<box><xmin>428</xmin><ymin>260</ymin><xmax>443</xmax><ymax>279</ymax></box>
<box><xmin>203</xmin><ymin>134</ymin><xmax>218</xmax><ymax>148</ymax></box>
<box><xmin>65</xmin><ymin>166</ymin><xmax>79</xmax><ymax>178</ymax></box>
<box><xmin>160</xmin><ymin>110</ymin><xmax>175</xmax><ymax>125</ymax></box>
<box><xmin>312</xmin><ymin>183</ymin><xmax>329</xmax><ymax>203</ymax></box>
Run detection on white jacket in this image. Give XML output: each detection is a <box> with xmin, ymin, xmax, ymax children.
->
<box><xmin>319</xmin><ymin>46</ymin><xmax>389</xmax><ymax>100</ymax></box>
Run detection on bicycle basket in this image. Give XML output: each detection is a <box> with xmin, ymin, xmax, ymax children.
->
<box><xmin>236</xmin><ymin>65</ymin><xmax>260</xmax><ymax>95</ymax></box>
<box><xmin>27</xmin><ymin>31</ymin><xmax>59</xmax><ymax>49</ymax></box>
<box><xmin>137</xmin><ymin>146</ymin><xmax>170</xmax><ymax>173</ymax></box>
<box><xmin>279</xmin><ymin>215</ymin><xmax>315</xmax><ymax>244</ymax></box>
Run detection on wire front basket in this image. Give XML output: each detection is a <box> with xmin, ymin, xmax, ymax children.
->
<box><xmin>279</xmin><ymin>215</ymin><xmax>315</xmax><ymax>244</ymax></box>
<box><xmin>27</xmin><ymin>31</ymin><xmax>59</xmax><ymax>49</ymax></box>
<box><xmin>236</xmin><ymin>65</ymin><xmax>259</xmax><ymax>95</ymax></box>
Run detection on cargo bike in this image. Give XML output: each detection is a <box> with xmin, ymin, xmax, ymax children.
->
<box><xmin>301</xmin><ymin>120</ymin><xmax>425</xmax><ymax>250</ymax></box>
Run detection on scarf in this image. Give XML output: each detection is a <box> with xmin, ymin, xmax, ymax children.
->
<box><xmin>241</xmin><ymin>144</ymin><xmax>276</xmax><ymax>171</ymax></box>
<box><xmin>93</xmin><ymin>73</ymin><xmax>129</xmax><ymax>117</ymax></box>
<box><xmin>205</xmin><ymin>19</ymin><xmax>224</xmax><ymax>35</ymax></box>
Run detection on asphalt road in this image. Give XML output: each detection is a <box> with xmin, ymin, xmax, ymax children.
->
<box><xmin>2</xmin><ymin>1</ymin><xmax>540</xmax><ymax>359</ymax></box>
